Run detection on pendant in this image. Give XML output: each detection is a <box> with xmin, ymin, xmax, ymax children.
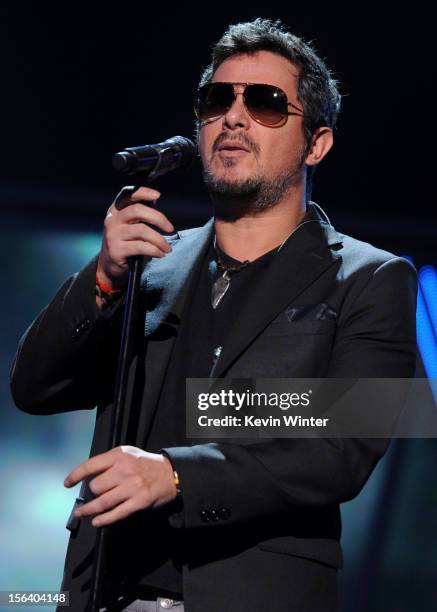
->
<box><xmin>211</xmin><ymin>271</ymin><xmax>231</xmax><ymax>309</ymax></box>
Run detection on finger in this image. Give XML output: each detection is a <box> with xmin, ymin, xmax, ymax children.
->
<box><xmin>92</xmin><ymin>498</ymin><xmax>145</xmax><ymax>527</ymax></box>
<box><xmin>88</xmin><ymin>470</ymin><xmax>118</xmax><ymax>496</ymax></box>
<box><xmin>119</xmin><ymin>203</ymin><xmax>174</xmax><ymax>233</ymax></box>
<box><xmin>75</xmin><ymin>486</ymin><xmax>128</xmax><ymax>519</ymax></box>
<box><xmin>113</xmin><ymin>186</ymin><xmax>161</xmax><ymax>211</ymax></box>
<box><xmin>121</xmin><ymin>240</ymin><xmax>169</xmax><ymax>259</ymax></box>
<box><xmin>64</xmin><ymin>451</ymin><xmax>116</xmax><ymax>487</ymax></box>
<box><xmin>112</xmin><ymin>186</ymin><xmax>139</xmax><ymax>211</ymax></box>
<box><xmin>129</xmin><ymin>187</ymin><xmax>162</xmax><ymax>202</ymax></box>
<box><xmin>119</xmin><ymin>224</ymin><xmax>172</xmax><ymax>253</ymax></box>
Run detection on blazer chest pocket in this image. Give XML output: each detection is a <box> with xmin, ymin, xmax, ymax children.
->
<box><xmin>263</xmin><ymin>320</ymin><xmax>337</xmax><ymax>337</ymax></box>
<box><xmin>258</xmin><ymin>535</ymin><xmax>343</xmax><ymax>569</ymax></box>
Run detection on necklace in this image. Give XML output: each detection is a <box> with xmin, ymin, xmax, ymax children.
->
<box><xmin>211</xmin><ymin>237</ymin><xmax>249</xmax><ymax>309</ymax></box>
<box><xmin>211</xmin><ymin>216</ymin><xmax>313</xmax><ymax>309</ymax></box>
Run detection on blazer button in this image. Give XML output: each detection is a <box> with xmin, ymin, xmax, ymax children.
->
<box><xmin>71</xmin><ymin>318</ymin><xmax>92</xmax><ymax>340</ymax></box>
<box><xmin>210</xmin><ymin>509</ymin><xmax>220</xmax><ymax>522</ymax></box>
<box><xmin>219</xmin><ymin>507</ymin><xmax>231</xmax><ymax>520</ymax></box>
<box><xmin>200</xmin><ymin>510</ymin><xmax>211</xmax><ymax>523</ymax></box>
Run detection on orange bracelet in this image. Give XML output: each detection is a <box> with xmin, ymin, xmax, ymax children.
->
<box><xmin>96</xmin><ymin>273</ymin><xmax>123</xmax><ymax>294</ymax></box>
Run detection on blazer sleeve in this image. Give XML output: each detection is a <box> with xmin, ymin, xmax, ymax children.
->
<box><xmin>10</xmin><ymin>255</ymin><xmax>124</xmax><ymax>414</ymax></box>
<box><xmin>162</xmin><ymin>256</ymin><xmax>418</xmax><ymax>528</ymax></box>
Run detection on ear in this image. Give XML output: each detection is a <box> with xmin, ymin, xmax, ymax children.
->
<box><xmin>305</xmin><ymin>127</ymin><xmax>334</xmax><ymax>167</ymax></box>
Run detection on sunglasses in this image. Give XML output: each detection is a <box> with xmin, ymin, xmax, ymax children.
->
<box><xmin>195</xmin><ymin>81</ymin><xmax>304</xmax><ymax>128</ymax></box>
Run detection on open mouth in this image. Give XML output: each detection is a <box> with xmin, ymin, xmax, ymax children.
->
<box><xmin>217</xmin><ymin>146</ymin><xmax>251</xmax><ymax>158</ymax></box>
<box><xmin>217</xmin><ymin>142</ymin><xmax>250</xmax><ymax>153</ymax></box>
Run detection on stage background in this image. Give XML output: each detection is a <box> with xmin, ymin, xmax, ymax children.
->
<box><xmin>1</xmin><ymin>4</ymin><xmax>436</xmax><ymax>611</ymax></box>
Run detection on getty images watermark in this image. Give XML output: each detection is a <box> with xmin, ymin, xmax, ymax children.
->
<box><xmin>196</xmin><ymin>388</ymin><xmax>330</xmax><ymax>429</ymax></box>
<box><xmin>186</xmin><ymin>378</ymin><xmax>437</xmax><ymax>439</ymax></box>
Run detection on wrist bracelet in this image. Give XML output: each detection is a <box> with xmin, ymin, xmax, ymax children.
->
<box><xmin>95</xmin><ymin>273</ymin><xmax>125</xmax><ymax>306</ymax></box>
<box><xmin>173</xmin><ymin>470</ymin><xmax>182</xmax><ymax>495</ymax></box>
<box><xmin>96</xmin><ymin>273</ymin><xmax>124</xmax><ymax>295</ymax></box>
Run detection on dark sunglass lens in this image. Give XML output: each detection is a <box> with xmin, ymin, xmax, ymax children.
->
<box><xmin>196</xmin><ymin>83</ymin><xmax>234</xmax><ymax>122</ymax></box>
<box><xmin>244</xmin><ymin>84</ymin><xmax>288</xmax><ymax>125</ymax></box>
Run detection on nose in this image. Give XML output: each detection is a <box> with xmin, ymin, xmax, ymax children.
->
<box><xmin>222</xmin><ymin>88</ymin><xmax>250</xmax><ymax>129</ymax></box>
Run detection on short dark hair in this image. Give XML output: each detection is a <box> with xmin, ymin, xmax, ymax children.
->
<box><xmin>195</xmin><ymin>18</ymin><xmax>341</xmax><ymax>200</ymax></box>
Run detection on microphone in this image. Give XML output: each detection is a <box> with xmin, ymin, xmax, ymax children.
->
<box><xmin>112</xmin><ymin>135</ymin><xmax>196</xmax><ymax>180</ymax></box>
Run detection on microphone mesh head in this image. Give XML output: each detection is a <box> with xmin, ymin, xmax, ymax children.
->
<box><xmin>167</xmin><ymin>136</ymin><xmax>196</xmax><ymax>168</ymax></box>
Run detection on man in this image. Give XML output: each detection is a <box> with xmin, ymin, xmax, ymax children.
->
<box><xmin>11</xmin><ymin>18</ymin><xmax>417</xmax><ymax>612</ymax></box>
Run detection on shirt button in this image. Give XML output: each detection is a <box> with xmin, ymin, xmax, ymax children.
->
<box><xmin>160</xmin><ymin>598</ymin><xmax>174</xmax><ymax>609</ymax></box>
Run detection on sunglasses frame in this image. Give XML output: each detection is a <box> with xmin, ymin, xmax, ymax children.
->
<box><xmin>195</xmin><ymin>81</ymin><xmax>305</xmax><ymax>128</ymax></box>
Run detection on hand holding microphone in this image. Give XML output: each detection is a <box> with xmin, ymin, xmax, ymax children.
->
<box><xmin>96</xmin><ymin>185</ymin><xmax>175</xmax><ymax>292</ymax></box>
<box><xmin>96</xmin><ymin>135</ymin><xmax>195</xmax><ymax>294</ymax></box>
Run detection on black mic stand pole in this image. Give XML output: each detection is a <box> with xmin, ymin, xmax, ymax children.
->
<box><xmin>88</xmin><ymin>178</ymin><xmax>150</xmax><ymax>612</ymax></box>
<box><xmin>86</xmin><ymin>136</ymin><xmax>195</xmax><ymax>611</ymax></box>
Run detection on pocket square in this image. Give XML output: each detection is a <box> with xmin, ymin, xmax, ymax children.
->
<box><xmin>283</xmin><ymin>303</ymin><xmax>337</xmax><ymax>322</ymax></box>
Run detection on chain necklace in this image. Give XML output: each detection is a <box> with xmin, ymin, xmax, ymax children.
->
<box><xmin>211</xmin><ymin>214</ymin><xmax>315</xmax><ymax>310</ymax></box>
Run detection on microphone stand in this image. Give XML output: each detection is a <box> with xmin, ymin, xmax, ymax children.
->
<box><xmin>88</xmin><ymin>179</ymin><xmax>150</xmax><ymax>612</ymax></box>
<box><xmin>86</xmin><ymin>136</ymin><xmax>194</xmax><ymax>611</ymax></box>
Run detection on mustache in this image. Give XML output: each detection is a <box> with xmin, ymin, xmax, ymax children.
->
<box><xmin>212</xmin><ymin>133</ymin><xmax>260</xmax><ymax>155</ymax></box>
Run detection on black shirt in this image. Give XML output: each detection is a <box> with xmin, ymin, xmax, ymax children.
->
<box><xmin>137</xmin><ymin>239</ymin><xmax>278</xmax><ymax>597</ymax></box>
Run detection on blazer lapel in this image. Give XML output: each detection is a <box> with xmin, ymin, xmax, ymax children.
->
<box><xmin>131</xmin><ymin>219</ymin><xmax>214</xmax><ymax>445</ymax></box>
<box><xmin>127</xmin><ymin>204</ymin><xmax>342</xmax><ymax>444</ymax></box>
<box><xmin>210</xmin><ymin>204</ymin><xmax>343</xmax><ymax>378</ymax></box>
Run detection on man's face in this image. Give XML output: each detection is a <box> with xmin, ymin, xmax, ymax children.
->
<box><xmin>198</xmin><ymin>50</ymin><xmax>308</xmax><ymax>215</ymax></box>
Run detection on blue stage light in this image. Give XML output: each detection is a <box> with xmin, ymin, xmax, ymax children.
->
<box><xmin>416</xmin><ymin>265</ymin><xmax>437</xmax><ymax>399</ymax></box>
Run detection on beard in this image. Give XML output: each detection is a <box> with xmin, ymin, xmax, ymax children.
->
<box><xmin>202</xmin><ymin>153</ymin><xmax>306</xmax><ymax>221</ymax></box>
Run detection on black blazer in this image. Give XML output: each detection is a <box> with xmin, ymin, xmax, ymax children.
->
<box><xmin>10</xmin><ymin>202</ymin><xmax>418</xmax><ymax>612</ymax></box>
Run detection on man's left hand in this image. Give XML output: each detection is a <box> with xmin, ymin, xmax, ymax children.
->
<box><xmin>64</xmin><ymin>446</ymin><xmax>178</xmax><ymax>527</ymax></box>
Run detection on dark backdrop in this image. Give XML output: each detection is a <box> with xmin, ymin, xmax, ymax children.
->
<box><xmin>1</xmin><ymin>4</ymin><xmax>436</xmax><ymax>612</ymax></box>
<box><xmin>1</xmin><ymin>4</ymin><xmax>435</xmax><ymax>264</ymax></box>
